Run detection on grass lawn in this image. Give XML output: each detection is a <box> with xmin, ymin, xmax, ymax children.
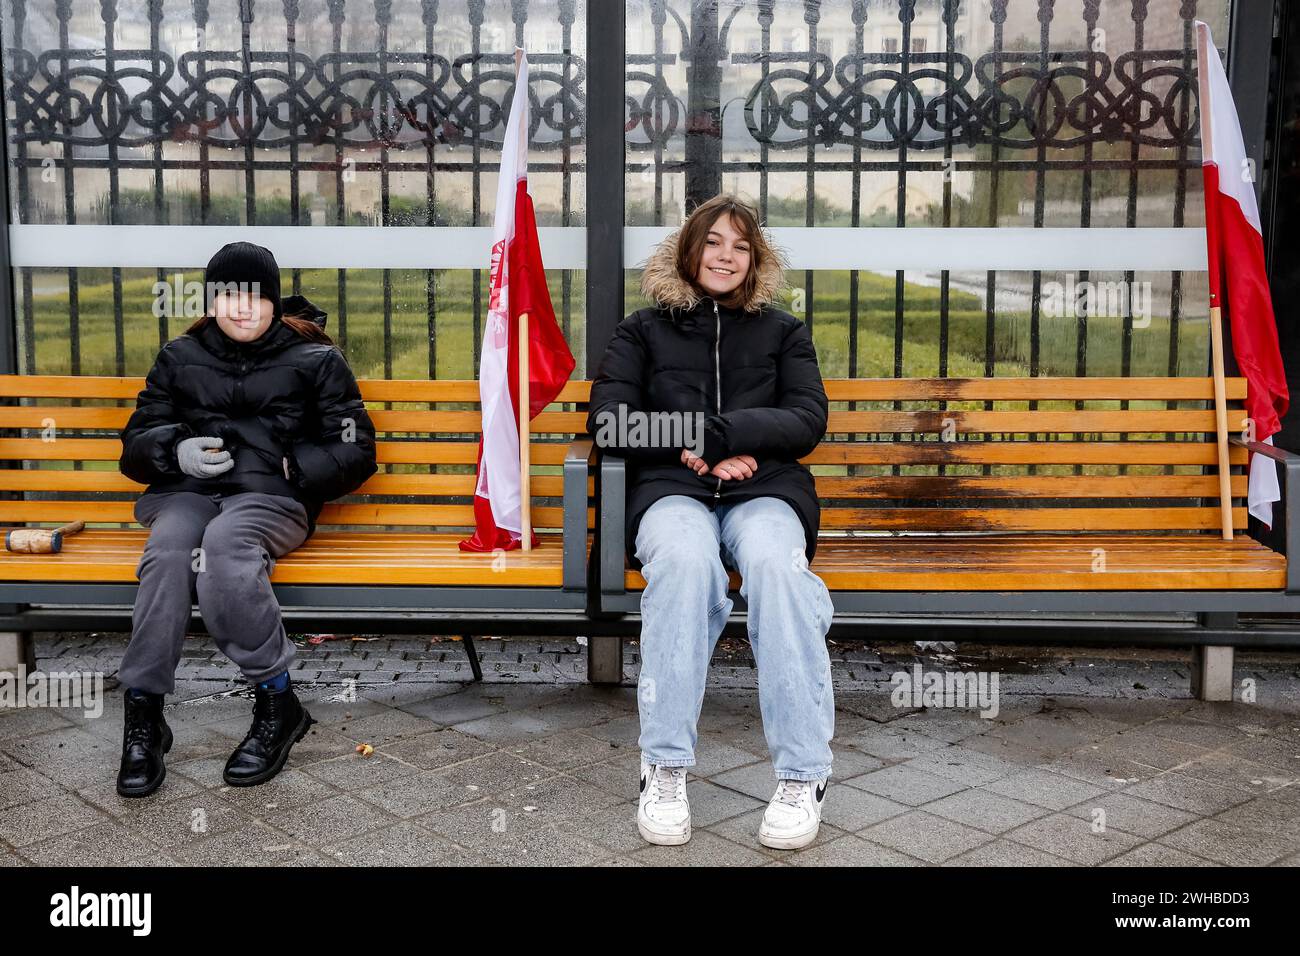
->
<box><xmin>21</xmin><ymin>265</ymin><xmax>1208</xmax><ymax>384</ymax></box>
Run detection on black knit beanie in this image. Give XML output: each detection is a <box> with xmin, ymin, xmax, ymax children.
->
<box><xmin>204</xmin><ymin>241</ymin><xmax>282</xmax><ymax>320</ymax></box>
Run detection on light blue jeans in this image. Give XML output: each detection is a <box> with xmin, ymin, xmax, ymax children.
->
<box><xmin>634</xmin><ymin>494</ymin><xmax>835</xmax><ymax>781</ymax></box>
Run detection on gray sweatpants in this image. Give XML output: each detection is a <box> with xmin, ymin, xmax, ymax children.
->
<box><xmin>119</xmin><ymin>491</ymin><xmax>310</xmax><ymax>695</ymax></box>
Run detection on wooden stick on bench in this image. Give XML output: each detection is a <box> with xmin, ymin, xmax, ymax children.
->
<box><xmin>1197</xmin><ymin>22</ymin><xmax>1234</xmax><ymax>541</ymax></box>
<box><xmin>519</xmin><ymin>310</ymin><xmax>532</xmax><ymax>551</ymax></box>
<box><xmin>1209</xmin><ymin>307</ymin><xmax>1234</xmax><ymax>541</ymax></box>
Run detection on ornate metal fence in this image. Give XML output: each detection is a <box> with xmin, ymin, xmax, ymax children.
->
<box><xmin>0</xmin><ymin>0</ymin><xmax>1253</xmax><ymax>389</ymax></box>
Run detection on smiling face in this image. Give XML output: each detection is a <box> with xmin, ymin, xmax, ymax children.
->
<box><xmin>210</xmin><ymin>286</ymin><xmax>274</xmax><ymax>343</ymax></box>
<box><xmin>693</xmin><ymin>213</ymin><xmax>752</xmax><ymax>301</ymax></box>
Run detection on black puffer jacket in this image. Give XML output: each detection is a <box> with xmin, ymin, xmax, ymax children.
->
<box><xmin>586</xmin><ymin>235</ymin><xmax>828</xmax><ymax>571</ymax></box>
<box><xmin>120</xmin><ymin>311</ymin><xmax>378</xmax><ymax>531</ymax></box>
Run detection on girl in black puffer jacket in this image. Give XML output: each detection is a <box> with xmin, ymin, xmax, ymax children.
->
<box><xmin>114</xmin><ymin>241</ymin><xmax>376</xmax><ymax>799</ymax></box>
<box><xmin>586</xmin><ymin>196</ymin><xmax>835</xmax><ymax>851</ymax></box>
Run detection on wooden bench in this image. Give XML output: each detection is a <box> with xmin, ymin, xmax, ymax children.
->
<box><xmin>0</xmin><ymin>375</ymin><xmax>596</xmax><ymax>679</ymax></box>
<box><xmin>5</xmin><ymin>372</ymin><xmax>1297</xmax><ymax>696</ymax></box>
<box><xmin>597</xmin><ymin>376</ymin><xmax>1300</xmax><ymax>699</ymax></box>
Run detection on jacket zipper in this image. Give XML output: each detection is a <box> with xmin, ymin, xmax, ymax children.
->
<box><xmin>713</xmin><ymin>299</ymin><xmax>722</xmax><ymax>499</ymax></box>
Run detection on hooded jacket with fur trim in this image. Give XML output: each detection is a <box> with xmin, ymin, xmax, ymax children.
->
<box><xmin>586</xmin><ymin>232</ymin><xmax>829</xmax><ymax>571</ymax></box>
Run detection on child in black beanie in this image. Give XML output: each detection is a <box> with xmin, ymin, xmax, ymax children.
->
<box><xmin>114</xmin><ymin>241</ymin><xmax>377</xmax><ymax>797</ymax></box>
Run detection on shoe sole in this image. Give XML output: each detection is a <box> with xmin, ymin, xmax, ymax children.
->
<box><xmin>637</xmin><ymin>815</ymin><xmax>692</xmax><ymax>846</ymax></box>
<box><xmin>758</xmin><ymin>822</ymin><xmax>820</xmax><ymax>850</ymax></box>
<box><xmin>116</xmin><ymin>724</ymin><xmax>174</xmax><ymax>799</ymax></box>
<box><xmin>222</xmin><ymin>709</ymin><xmax>316</xmax><ymax>788</ymax></box>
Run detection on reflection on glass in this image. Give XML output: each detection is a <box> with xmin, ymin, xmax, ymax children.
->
<box><xmin>1</xmin><ymin>0</ymin><xmax>588</xmax><ymax>378</ymax></box>
<box><xmin>625</xmin><ymin>0</ymin><xmax>1228</xmax><ymax>385</ymax></box>
<box><xmin>16</xmin><ymin>266</ymin><xmax>587</xmax><ymax>379</ymax></box>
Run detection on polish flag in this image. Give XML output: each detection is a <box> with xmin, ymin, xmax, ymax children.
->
<box><xmin>1196</xmin><ymin>22</ymin><xmax>1289</xmax><ymax>528</ymax></box>
<box><xmin>460</xmin><ymin>49</ymin><xmax>576</xmax><ymax>553</ymax></box>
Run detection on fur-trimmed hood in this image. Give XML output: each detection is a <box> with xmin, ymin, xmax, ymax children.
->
<box><xmin>639</xmin><ymin>228</ymin><xmax>786</xmax><ymax>314</ymax></box>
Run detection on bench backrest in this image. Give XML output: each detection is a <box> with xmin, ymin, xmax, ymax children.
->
<box><xmin>0</xmin><ymin>376</ymin><xmax>593</xmax><ymax>533</ymax></box>
<box><xmin>1</xmin><ymin>374</ymin><xmax>1248</xmax><ymax>536</ymax></box>
<box><xmin>811</xmin><ymin>377</ymin><xmax>1249</xmax><ymax>534</ymax></box>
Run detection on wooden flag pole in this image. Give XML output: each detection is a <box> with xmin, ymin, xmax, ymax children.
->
<box><xmin>518</xmin><ymin>310</ymin><xmax>532</xmax><ymax>551</ymax></box>
<box><xmin>1209</xmin><ymin>306</ymin><xmax>1234</xmax><ymax>540</ymax></box>
<box><xmin>1196</xmin><ymin>21</ymin><xmax>1234</xmax><ymax>541</ymax></box>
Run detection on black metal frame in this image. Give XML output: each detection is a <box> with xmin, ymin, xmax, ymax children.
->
<box><xmin>0</xmin><ymin>105</ymin><xmax>14</xmax><ymax>379</ymax></box>
<box><xmin>1228</xmin><ymin>0</ymin><xmax>1279</xmax><ymax>221</ymax></box>
<box><xmin>0</xmin><ymin>582</ymin><xmax>589</xmax><ymax>611</ymax></box>
<box><xmin>1234</xmin><ymin>435</ymin><xmax>1300</xmax><ymax>591</ymax></box>
<box><xmin>585</xmin><ymin>0</ymin><xmax>625</xmax><ymax>370</ymax></box>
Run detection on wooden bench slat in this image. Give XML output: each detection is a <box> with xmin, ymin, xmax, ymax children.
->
<box><xmin>822</xmin><ymin>377</ymin><xmax>1247</xmax><ymax>401</ymax></box>
<box><xmin>0</xmin><ymin>375</ymin><xmax>1242</xmax><ymax>404</ymax></box>
<box><xmin>0</xmin><ymin>376</ymin><xmax>143</xmax><ymax>399</ymax></box>
<box><xmin>0</xmin><ymin>470</ymin><xmax>1238</xmax><ymax>501</ymax></box>
<box><xmin>335</xmin><ymin>474</ymin><xmax>575</xmax><ymax>496</ymax></box>
<box><xmin>623</xmin><ymin>535</ymin><xmax>1284</xmax><ymax>591</ymax></box>
<box><xmin>375</xmin><ymin>442</ymin><xmax>574</xmax><ymax>465</ymax></box>
<box><xmin>354</xmin><ymin>379</ymin><xmax>591</xmax><ymax>403</ymax></box>
<box><xmin>808</xmin><ymin>534</ymin><xmax>1270</xmax><ymax>549</ymax></box>
<box><xmin>804</xmin><ymin>443</ymin><xmax>1249</xmax><ymax>466</ymax></box>
<box><xmin>0</xmin><ymin>533</ymin><xmax>571</xmax><ymax>560</ymax></box>
<box><xmin>0</xmin><ymin>470</ymin><xmax>590</xmax><ymax>498</ymax></box>
<box><xmin>1</xmin><ymin>405</ymin><xmax>1236</xmax><ymax>437</ymax></box>
<box><xmin>316</xmin><ymin>504</ymin><xmax>591</xmax><ymax>527</ymax></box>
<box><xmin>0</xmin><ymin>406</ymin><xmax>589</xmax><ymax>434</ymax></box>
<box><xmin>371</xmin><ymin>410</ymin><xmax>587</xmax><ymax>433</ymax></box>
<box><xmin>0</xmin><ymin>501</ymin><xmax>592</xmax><ymax>528</ymax></box>
<box><xmin>679</xmin><ymin>568</ymin><xmax>1286</xmax><ymax>590</ymax></box>
<box><xmin>0</xmin><ymin>375</ymin><xmax>593</xmax><ymax>404</ymax></box>
<box><xmin>0</xmin><ymin>438</ymin><xmax>577</xmax><ymax>466</ymax></box>
<box><xmin>0</xmin><ymin>530</ymin><xmax>588</xmax><ymax>586</ymax></box>
<box><xmin>0</xmin><ymin>471</ymin><xmax>140</xmax><ymax>492</ymax></box>
<box><xmin>0</xmin><ymin>438</ymin><xmax>124</xmax><ymax>461</ymax></box>
<box><xmin>816</xmin><ymin>507</ymin><xmax>1247</xmax><ymax>532</ymax></box>
<box><xmin>13</xmin><ymin>529</ymin><xmax>575</xmax><ymax>547</ymax></box>
<box><xmin>0</xmin><ymin>502</ymin><xmax>1226</xmax><ymax>532</ymax></box>
<box><xmin>824</xmin><ymin>409</ymin><xmax>1221</xmax><ymax>434</ymax></box>
<box><xmin>814</xmin><ymin>475</ymin><xmax>1248</xmax><ymax>498</ymax></box>
<box><xmin>805</xmin><ymin>546</ymin><xmax>1275</xmax><ymax>567</ymax></box>
<box><xmin>0</xmin><ymin>407</ymin><xmax>128</xmax><ymax>428</ymax></box>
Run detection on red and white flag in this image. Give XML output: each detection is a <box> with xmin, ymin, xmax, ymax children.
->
<box><xmin>460</xmin><ymin>49</ymin><xmax>576</xmax><ymax>553</ymax></box>
<box><xmin>1196</xmin><ymin>21</ymin><xmax>1289</xmax><ymax>527</ymax></box>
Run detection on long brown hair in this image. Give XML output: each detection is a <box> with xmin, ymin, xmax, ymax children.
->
<box><xmin>185</xmin><ymin>311</ymin><xmax>332</xmax><ymax>345</ymax></box>
<box><xmin>675</xmin><ymin>194</ymin><xmax>775</xmax><ymax>312</ymax></box>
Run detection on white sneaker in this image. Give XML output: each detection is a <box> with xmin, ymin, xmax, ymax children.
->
<box><xmin>637</xmin><ymin>758</ymin><xmax>691</xmax><ymax>846</ymax></box>
<box><xmin>758</xmin><ymin>777</ymin><xmax>828</xmax><ymax>850</ymax></box>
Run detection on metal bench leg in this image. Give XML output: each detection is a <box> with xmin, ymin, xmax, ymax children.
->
<box><xmin>0</xmin><ymin>631</ymin><xmax>35</xmax><ymax>673</ymax></box>
<box><xmin>462</xmin><ymin>635</ymin><xmax>483</xmax><ymax>682</ymax></box>
<box><xmin>587</xmin><ymin>636</ymin><xmax>623</xmax><ymax>685</ymax></box>
<box><xmin>1192</xmin><ymin>613</ymin><xmax>1236</xmax><ymax>702</ymax></box>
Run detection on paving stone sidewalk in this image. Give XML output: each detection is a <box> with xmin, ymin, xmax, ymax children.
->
<box><xmin>1</xmin><ymin>633</ymin><xmax>1298</xmax><ymax>866</ymax></box>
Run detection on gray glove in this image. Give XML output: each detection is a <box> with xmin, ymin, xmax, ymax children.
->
<box><xmin>176</xmin><ymin>436</ymin><xmax>234</xmax><ymax>479</ymax></box>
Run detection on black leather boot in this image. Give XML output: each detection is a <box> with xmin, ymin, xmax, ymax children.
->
<box><xmin>223</xmin><ymin>683</ymin><xmax>315</xmax><ymax>786</ymax></box>
<box><xmin>116</xmin><ymin>689</ymin><xmax>173</xmax><ymax>798</ymax></box>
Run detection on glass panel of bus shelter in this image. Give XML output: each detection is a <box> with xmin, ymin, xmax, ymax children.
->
<box><xmin>2</xmin><ymin>0</ymin><xmax>588</xmax><ymax>378</ymax></box>
<box><xmin>624</xmin><ymin>0</ymin><xmax>1231</xmax><ymax>484</ymax></box>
